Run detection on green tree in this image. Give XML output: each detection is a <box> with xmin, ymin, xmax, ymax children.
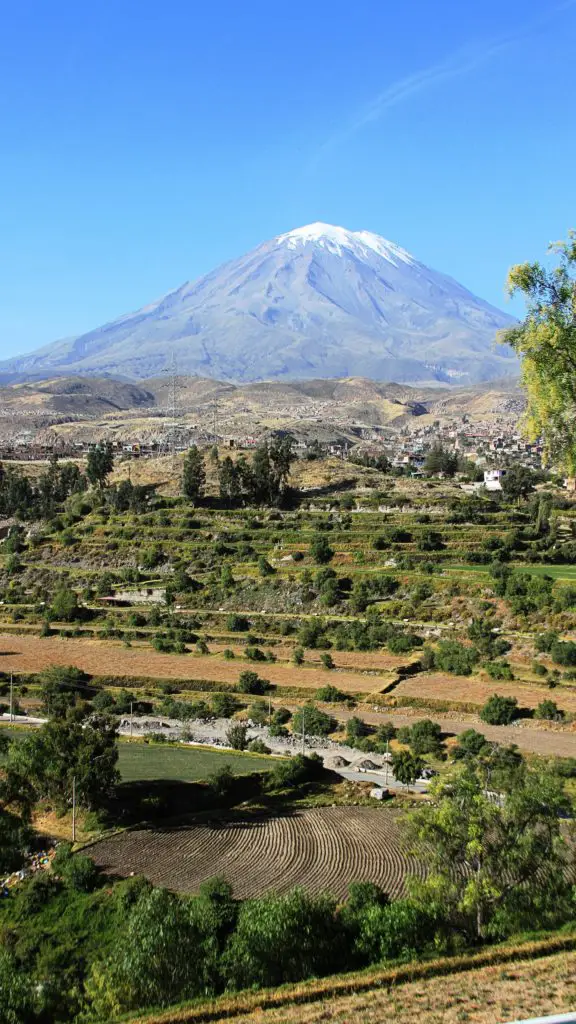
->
<box><xmin>480</xmin><ymin>693</ymin><xmax>519</xmax><ymax>725</ymax></box>
<box><xmin>0</xmin><ymin>951</ymin><xmax>39</xmax><ymax>1024</ymax></box>
<box><xmin>407</xmin><ymin>719</ymin><xmax>443</xmax><ymax>757</ymax></box>
<box><xmin>40</xmin><ymin>664</ymin><xmax>90</xmax><ymax>718</ymax></box>
<box><xmin>501</xmin><ymin>465</ymin><xmax>537</xmax><ymax>502</ymax></box>
<box><xmin>292</xmin><ymin>703</ymin><xmax>335</xmax><ymax>737</ymax></box>
<box><xmin>499</xmin><ymin>232</ymin><xmax>576</xmax><ymax>472</ymax></box>
<box><xmin>423</xmin><ymin>444</ymin><xmax>458</xmax><ymax>477</ymax></box>
<box><xmin>182</xmin><ymin>445</ymin><xmax>206</xmax><ymax>502</ymax></box>
<box><xmin>86</xmin><ymin>442</ymin><xmax>114</xmax><ymax>488</ymax></box>
<box><xmin>226</xmin><ymin>723</ymin><xmax>248</xmax><ymax>750</ymax></box>
<box><xmin>85</xmin><ymin>887</ymin><xmax>207</xmax><ymax>1016</ymax></box>
<box><xmin>5</xmin><ymin>713</ymin><xmax>119</xmax><ymax>813</ymax></box>
<box><xmin>406</xmin><ymin>762</ymin><xmax>572</xmax><ymax>940</ymax></box>
<box><xmin>391</xmin><ymin>750</ymin><xmax>423</xmax><ymax>788</ymax></box>
<box><xmin>310</xmin><ymin>534</ymin><xmax>334</xmax><ymax>564</ymax></box>
<box><xmin>237</xmin><ymin>670</ymin><xmax>270</xmax><ymax>695</ymax></box>
<box><xmin>51</xmin><ymin>585</ymin><xmax>82</xmax><ymax>622</ymax></box>
<box><xmin>223</xmin><ymin>888</ymin><xmax>339</xmax><ymax>989</ymax></box>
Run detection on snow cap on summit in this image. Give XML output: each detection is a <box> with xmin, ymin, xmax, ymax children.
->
<box><xmin>276</xmin><ymin>222</ymin><xmax>416</xmax><ymax>266</ymax></box>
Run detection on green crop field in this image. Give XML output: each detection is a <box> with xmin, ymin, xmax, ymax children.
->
<box><xmin>117</xmin><ymin>741</ymin><xmax>277</xmax><ymax>782</ymax></box>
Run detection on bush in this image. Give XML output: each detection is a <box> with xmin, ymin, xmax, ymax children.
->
<box><xmin>534</xmin><ymin>699</ymin><xmax>564</xmax><ymax>721</ymax></box>
<box><xmin>480</xmin><ymin>693</ymin><xmax>519</xmax><ymax>725</ymax></box>
<box><xmin>227</xmin><ymin>614</ymin><xmax>250</xmax><ymax>632</ymax></box>
<box><xmin>237</xmin><ymin>670</ymin><xmax>271</xmax><ymax>695</ymax></box>
<box><xmin>433</xmin><ymin>641</ymin><xmax>478</xmax><ymax>675</ymax></box>
<box><xmin>226</xmin><ymin>723</ymin><xmax>248</xmax><ymax>750</ymax></box>
<box><xmin>315</xmin><ymin>684</ymin><xmax>347</xmax><ymax>702</ymax></box>
<box><xmin>223</xmin><ymin>887</ymin><xmax>339</xmax><ymax>989</ymax></box>
<box><xmin>550</xmin><ymin>641</ymin><xmax>576</xmax><ymax>667</ymax></box>
<box><xmin>354</xmin><ymin>899</ymin><xmax>435</xmax><ymax>963</ymax></box>
<box><xmin>292</xmin><ymin>703</ymin><xmax>336</xmax><ymax>737</ymax></box>
<box><xmin>52</xmin><ymin>845</ymin><xmax>99</xmax><ymax>891</ymax></box>
<box><xmin>211</xmin><ymin>693</ymin><xmax>239</xmax><ymax>717</ymax></box>
<box><xmin>245</xmin><ymin>646</ymin><xmax>267</xmax><ymax>662</ymax></box>
<box><xmin>417</xmin><ymin>530</ymin><xmax>444</xmax><ymax>552</ymax></box>
<box><xmin>247</xmin><ymin>738</ymin><xmax>271</xmax><ymax>754</ymax></box>
<box><xmin>310</xmin><ymin>535</ymin><xmax>334</xmax><ymax>564</ymax></box>
<box><xmin>320</xmin><ymin>652</ymin><xmax>334</xmax><ymax>670</ymax></box>
<box><xmin>268</xmin><ymin>753</ymin><xmax>324</xmax><ymax>791</ymax></box>
<box><xmin>484</xmin><ymin>660</ymin><xmax>514</xmax><ymax>681</ymax></box>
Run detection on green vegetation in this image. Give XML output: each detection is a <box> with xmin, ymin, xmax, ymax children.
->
<box><xmin>117</xmin><ymin>742</ymin><xmax>275</xmax><ymax>782</ymax></box>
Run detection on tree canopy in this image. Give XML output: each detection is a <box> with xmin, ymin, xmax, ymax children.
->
<box><xmin>500</xmin><ymin>231</ymin><xmax>576</xmax><ymax>472</ymax></box>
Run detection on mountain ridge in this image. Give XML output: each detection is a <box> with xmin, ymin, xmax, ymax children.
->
<box><xmin>1</xmin><ymin>223</ymin><xmax>518</xmax><ymax>385</ymax></box>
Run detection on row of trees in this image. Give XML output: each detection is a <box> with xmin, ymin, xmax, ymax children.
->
<box><xmin>182</xmin><ymin>438</ymin><xmax>297</xmax><ymax>507</ymax></box>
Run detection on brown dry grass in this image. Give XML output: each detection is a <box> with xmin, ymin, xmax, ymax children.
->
<box><xmin>395</xmin><ymin>671</ymin><xmax>576</xmax><ymax>713</ymax></box>
<box><xmin>0</xmin><ymin>633</ymin><xmax>384</xmax><ymax>693</ymax></box>
<box><xmin>211</xmin><ymin>951</ymin><xmax>576</xmax><ymax>1024</ymax></box>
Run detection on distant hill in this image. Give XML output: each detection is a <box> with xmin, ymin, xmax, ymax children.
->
<box><xmin>0</xmin><ymin>373</ymin><xmax>524</xmax><ymax>446</ymax></box>
<box><xmin>0</xmin><ymin>223</ymin><xmax>517</xmax><ymax>385</ymax></box>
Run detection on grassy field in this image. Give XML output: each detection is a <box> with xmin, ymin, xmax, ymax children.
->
<box><xmin>117</xmin><ymin>741</ymin><xmax>275</xmax><ymax>782</ymax></box>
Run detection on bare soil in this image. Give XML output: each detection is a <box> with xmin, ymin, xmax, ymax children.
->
<box><xmin>0</xmin><ymin>633</ymin><xmax>385</xmax><ymax>693</ymax></box>
<box><xmin>394</xmin><ymin>671</ymin><xmax>576</xmax><ymax>713</ymax></box>
<box><xmin>87</xmin><ymin>806</ymin><xmax>422</xmax><ymax>900</ymax></box>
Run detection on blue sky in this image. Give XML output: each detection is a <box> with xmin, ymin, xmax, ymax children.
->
<box><xmin>1</xmin><ymin>0</ymin><xmax>575</xmax><ymax>357</ymax></box>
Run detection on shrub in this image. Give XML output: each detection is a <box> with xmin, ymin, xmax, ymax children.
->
<box><xmin>480</xmin><ymin>693</ymin><xmax>519</xmax><ymax>725</ymax></box>
<box><xmin>315</xmin><ymin>685</ymin><xmax>347</xmax><ymax>702</ymax></box>
<box><xmin>268</xmin><ymin>753</ymin><xmax>324</xmax><ymax>791</ymax></box>
<box><xmin>292</xmin><ymin>703</ymin><xmax>336</xmax><ymax>737</ymax></box>
<box><xmin>434</xmin><ymin>641</ymin><xmax>478</xmax><ymax>675</ymax></box>
<box><xmin>237</xmin><ymin>670</ymin><xmax>270</xmax><ymax>695</ymax></box>
<box><xmin>226</xmin><ymin>614</ymin><xmax>250</xmax><ymax>632</ymax></box>
<box><xmin>484</xmin><ymin>660</ymin><xmax>514</xmax><ymax>681</ymax></box>
<box><xmin>550</xmin><ymin>641</ymin><xmax>576</xmax><ymax>667</ymax></box>
<box><xmin>320</xmin><ymin>652</ymin><xmax>334</xmax><ymax>670</ymax></box>
<box><xmin>310</xmin><ymin>535</ymin><xmax>334</xmax><ymax>564</ymax></box>
<box><xmin>247</xmin><ymin>738</ymin><xmax>271</xmax><ymax>754</ymax></box>
<box><xmin>534</xmin><ymin>699</ymin><xmax>564</xmax><ymax>721</ymax></box>
<box><xmin>245</xmin><ymin>646</ymin><xmax>267</xmax><ymax>662</ymax></box>
<box><xmin>223</xmin><ymin>887</ymin><xmax>339</xmax><ymax>989</ymax></box>
<box><xmin>226</xmin><ymin>723</ymin><xmax>248</xmax><ymax>750</ymax></box>
<box><xmin>211</xmin><ymin>693</ymin><xmax>239</xmax><ymax>717</ymax></box>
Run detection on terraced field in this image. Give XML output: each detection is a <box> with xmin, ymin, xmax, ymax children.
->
<box><xmin>87</xmin><ymin>806</ymin><xmax>422</xmax><ymax>898</ymax></box>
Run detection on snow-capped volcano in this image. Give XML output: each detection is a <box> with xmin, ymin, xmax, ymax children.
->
<box><xmin>1</xmin><ymin>223</ymin><xmax>517</xmax><ymax>384</ymax></box>
<box><xmin>277</xmin><ymin>222</ymin><xmax>417</xmax><ymax>266</ymax></box>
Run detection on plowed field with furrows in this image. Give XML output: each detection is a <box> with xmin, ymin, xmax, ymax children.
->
<box><xmin>87</xmin><ymin>807</ymin><xmax>423</xmax><ymax>899</ymax></box>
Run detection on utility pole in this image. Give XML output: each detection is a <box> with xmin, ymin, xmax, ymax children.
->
<box><xmin>72</xmin><ymin>776</ymin><xmax>76</xmax><ymax>844</ymax></box>
<box><xmin>384</xmin><ymin>738</ymin><xmax>389</xmax><ymax>786</ymax></box>
<box><xmin>130</xmin><ymin>701</ymin><xmax>133</xmax><ymax>738</ymax></box>
<box><xmin>9</xmin><ymin>673</ymin><xmax>13</xmax><ymax>723</ymax></box>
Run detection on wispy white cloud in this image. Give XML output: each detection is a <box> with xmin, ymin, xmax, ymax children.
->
<box><xmin>311</xmin><ymin>37</ymin><xmax>512</xmax><ymax>168</ymax></box>
<box><xmin>311</xmin><ymin>1</ymin><xmax>575</xmax><ymax>168</ymax></box>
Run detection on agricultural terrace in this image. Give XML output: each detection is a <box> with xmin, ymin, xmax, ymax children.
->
<box><xmin>87</xmin><ymin>806</ymin><xmax>420</xmax><ymax>899</ymax></box>
<box><xmin>2</xmin><ymin>455</ymin><xmax>576</xmax><ymax>761</ymax></box>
